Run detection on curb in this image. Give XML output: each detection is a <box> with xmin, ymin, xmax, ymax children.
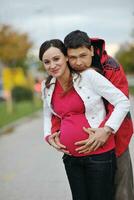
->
<box><xmin>0</xmin><ymin>110</ymin><xmax>42</xmax><ymax>135</ymax></box>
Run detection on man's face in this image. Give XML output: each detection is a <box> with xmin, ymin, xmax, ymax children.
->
<box><xmin>67</xmin><ymin>46</ymin><xmax>94</xmax><ymax>72</ymax></box>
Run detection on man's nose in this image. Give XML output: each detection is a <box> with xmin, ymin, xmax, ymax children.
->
<box><xmin>76</xmin><ymin>58</ymin><xmax>82</xmax><ymax>65</ymax></box>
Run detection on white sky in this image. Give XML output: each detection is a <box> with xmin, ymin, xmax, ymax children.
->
<box><xmin>0</xmin><ymin>0</ymin><xmax>134</xmax><ymax>56</ymax></box>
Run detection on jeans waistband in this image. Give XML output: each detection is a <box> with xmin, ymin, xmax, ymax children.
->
<box><xmin>63</xmin><ymin>149</ymin><xmax>115</xmax><ymax>160</ymax></box>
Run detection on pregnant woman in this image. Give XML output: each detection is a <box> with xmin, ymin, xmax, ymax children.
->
<box><xmin>39</xmin><ymin>39</ymin><xmax>130</xmax><ymax>200</ymax></box>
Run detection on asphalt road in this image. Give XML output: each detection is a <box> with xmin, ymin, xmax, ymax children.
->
<box><xmin>0</xmin><ymin>112</ymin><xmax>72</xmax><ymax>200</ymax></box>
<box><xmin>0</xmin><ymin>97</ymin><xmax>134</xmax><ymax>200</ymax></box>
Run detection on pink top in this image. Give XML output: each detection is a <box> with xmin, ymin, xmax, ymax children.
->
<box><xmin>51</xmin><ymin>81</ymin><xmax>115</xmax><ymax>157</ymax></box>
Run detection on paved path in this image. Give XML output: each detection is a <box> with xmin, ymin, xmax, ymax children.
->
<box><xmin>0</xmin><ymin>97</ymin><xmax>134</xmax><ymax>200</ymax></box>
<box><xmin>129</xmin><ymin>95</ymin><xmax>134</xmax><ymax>165</ymax></box>
<box><xmin>0</xmin><ymin>112</ymin><xmax>72</xmax><ymax>200</ymax></box>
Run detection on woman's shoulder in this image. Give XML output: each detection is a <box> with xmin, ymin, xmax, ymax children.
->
<box><xmin>81</xmin><ymin>68</ymin><xmax>99</xmax><ymax>79</ymax></box>
<box><xmin>41</xmin><ymin>80</ymin><xmax>46</xmax><ymax>99</ymax></box>
<box><xmin>80</xmin><ymin>68</ymin><xmax>108</xmax><ymax>87</ymax></box>
<box><xmin>82</xmin><ymin>68</ymin><xmax>106</xmax><ymax>79</ymax></box>
<box><xmin>41</xmin><ymin>80</ymin><xmax>46</xmax><ymax>90</ymax></box>
<box><xmin>41</xmin><ymin>78</ymin><xmax>56</xmax><ymax>90</ymax></box>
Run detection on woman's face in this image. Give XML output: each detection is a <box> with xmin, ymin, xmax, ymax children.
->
<box><xmin>42</xmin><ymin>47</ymin><xmax>68</xmax><ymax>78</ymax></box>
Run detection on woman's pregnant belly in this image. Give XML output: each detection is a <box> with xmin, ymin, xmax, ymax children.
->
<box><xmin>60</xmin><ymin>114</ymin><xmax>90</xmax><ymax>157</ymax></box>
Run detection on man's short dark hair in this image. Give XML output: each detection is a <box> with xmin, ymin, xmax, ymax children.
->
<box><xmin>64</xmin><ymin>30</ymin><xmax>91</xmax><ymax>49</ymax></box>
<box><xmin>64</xmin><ymin>30</ymin><xmax>103</xmax><ymax>72</ymax></box>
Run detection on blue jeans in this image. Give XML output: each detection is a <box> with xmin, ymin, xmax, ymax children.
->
<box><xmin>63</xmin><ymin>149</ymin><xmax>116</xmax><ymax>200</ymax></box>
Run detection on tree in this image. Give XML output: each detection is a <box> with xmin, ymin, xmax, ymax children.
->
<box><xmin>0</xmin><ymin>24</ymin><xmax>33</xmax><ymax>113</ymax></box>
<box><xmin>115</xmin><ymin>42</ymin><xmax>134</xmax><ymax>74</ymax></box>
<box><xmin>0</xmin><ymin>24</ymin><xmax>33</xmax><ymax>70</ymax></box>
<box><xmin>115</xmin><ymin>27</ymin><xmax>134</xmax><ymax>74</ymax></box>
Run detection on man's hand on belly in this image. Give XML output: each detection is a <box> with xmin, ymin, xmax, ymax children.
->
<box><xmin>75</xmin><ymin>127</ymin><xmax>111</xmax><ymax>154</ymax></box>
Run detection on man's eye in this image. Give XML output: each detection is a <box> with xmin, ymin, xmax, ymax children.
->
<box><xmin>80</xmin><ymin>54</ymin><xmax>87</xmax><ymax>58</ymax></box>
<box><xmin>69</xmin><ymin>57</ymin><xmax>76</xmax><ymax>60</ymax></box>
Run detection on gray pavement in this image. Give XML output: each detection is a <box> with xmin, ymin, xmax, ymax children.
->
<box><xmin>0</xmin><ymin>112</ymin><xmax>72</xmax><ymax>200</ymax></box>
<box><xmin>130</xmin><ymin>95</ymin><xmax>134</xmax><ymax>165</ymax></box>
<box><xmin>0</xmin><ymin>97</ymin><xmax>134</xmax><ymax>200</ymax></box>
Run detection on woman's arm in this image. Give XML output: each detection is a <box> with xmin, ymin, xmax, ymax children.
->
<box><xmin>42</xmin><ymin>98</ymin><xmax>53</xmax><ymax>142</ymax></box>
<box><xmin>43</xmin><ymin>97</ymin><xmax>69</xmax><ymax>151</ymax></box>
<box><xmin>41</xmin><ymin>80</ymin><xmax>56</xmax><ymax>141</ymax></box>
<box><xmin>51</xmin><ymin>114</ymin><xmax>61</xmax><ymax>133</ymax></box>
<box><xmin>41</xmin><ymin>81</ymin><xmax>70</xmax><ymax>154</ymax></box>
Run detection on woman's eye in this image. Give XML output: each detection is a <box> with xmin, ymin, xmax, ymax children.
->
<box><xmin>53</xmin><ymin>57</ymin><xmax>60</xmax><ymax>61</ymax></box>
<box><xmin>43</xmin><ymin>60</ymin><xmax>49</xmax><ymax>65</ymax></box>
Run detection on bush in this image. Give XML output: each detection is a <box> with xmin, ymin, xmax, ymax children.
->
<box><xmin>12</xmin><ymin>86</ymin><xmax>33</xmax><ymax>102</ymax></box>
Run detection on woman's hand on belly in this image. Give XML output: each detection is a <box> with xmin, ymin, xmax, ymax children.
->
<box><xmin>48</xmin><ymin>131</ymin><xmax>71</xmax><ymax>155</ymax></box>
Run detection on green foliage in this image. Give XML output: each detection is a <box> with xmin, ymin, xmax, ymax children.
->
<box><xmin>115</xmin><ymin>43</ymin><xmax>134</xmax><ymax>74</ymax></box>
<box><xmin>129</xmin><ymin>86</ymin><xmax>134</xmax><ymax>95</ymax></box>
<box><xmin>0</xmin><ymin>24</ymin><xmax>33</xmax><ymax>69</ymax></box>
<box><xmin>12</xmin><ymin>86</ymin><xmax>33</xmax><ymax>102</ymax></box>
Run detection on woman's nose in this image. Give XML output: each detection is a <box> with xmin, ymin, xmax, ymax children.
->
<box><xmin>50</xmin><ymin>61</ymin><xmax>56</xmax><ymax>68</ymax></box>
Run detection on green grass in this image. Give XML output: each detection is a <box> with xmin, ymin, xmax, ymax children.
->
<box><xmin>129</xmin><ymin>86</ymin><xmax>134</xmax><ymax>96</ymax></box>
<box><xmin>0</xmin><ymin>100</ymin><xmax>42</xmax><ymax>128</ymax></box>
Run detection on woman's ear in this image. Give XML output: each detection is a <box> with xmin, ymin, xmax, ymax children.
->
<box><xmin>91</xmin><ymin>46</ymin><xmax>94</xmax><ymax>56</ymax></box>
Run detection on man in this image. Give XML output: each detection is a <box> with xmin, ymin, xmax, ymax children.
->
<box><xmin>48</xmin><ymin>30</ymin><xmax>134</xmax><ymax>200</ymax></box>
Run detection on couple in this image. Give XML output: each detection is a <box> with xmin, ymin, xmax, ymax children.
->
<box><xmin>40</xmin><ymin>30</ymin><xmax>134</xmax><ymax>200</ymax></box>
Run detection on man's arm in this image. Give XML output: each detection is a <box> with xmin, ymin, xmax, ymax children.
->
<box><xmin>75</xmin><ymin>66</ymin><xmax>130</xmax><ymax>154</ymax></box>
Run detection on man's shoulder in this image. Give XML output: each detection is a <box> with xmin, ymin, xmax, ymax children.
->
<box><xmin>102</xmin><ymin>56</ymin><xmax>128</xmax><ymax>89</ymax></box>
<box><xmin>103</xmin><ymin>56</ymin><xmax>121</xmax><ymax>71</ymax></box>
